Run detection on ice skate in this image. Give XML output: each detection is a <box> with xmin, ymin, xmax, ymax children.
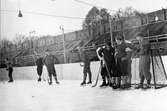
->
<box><xmin>80</xmin><ymin>81</ymin><xmax>86</xmax><ymax>86</ymax></box>
<box><xmin>125</xmin><ymin>83</ymin><xmax>131</xmax><ymax>88</ymax></box>
<box><xmin>38</xmin><ymin>78</ymin><xmax>41</xmax><ymax>82</ymax></box>
<box><xmin>143</xmin><ymin>84</ymin><xmax>151</xmax><ymax>89</ymax></box>
<box><xmin>87</xmin><ymin>81</ymin><xmax>92</xmax><ymax>84</ymax></box>
<box><xmin>8</xmin><ymin>80</ymin><xmax>13</xmax><ymax>83</ymax></box>
<box><xmin>48</xmin><ymin>78</ymin><xmax>52</xmax><ymax>85</ymax></box>
<box><xmin>135</xmin><ymin>84</ymin><xmax>143</xmax><ymax>89</ymax></box>
<box><xmin>116</xmin><ymin>84</ymin><xmax>121</xmax><ymax>89</ymax></box>
<box><xmin>112</xmin><ymin>84</ymin><xmax>118</xmax><ymax>89</ymax></box>
<box><xmin>56</xmin><ymin>81</ymin><xmax>60</xmax><ymax>84</ymax></box>
<box><xmin>48</xmin><ymin>82</ymin><xmax>52</xmax><ymax>85</ymax></box>
<box><xmin>100</xmin><ymin>82</ymin><xmax>107</xmax><ymax>87</ymax></box>
<box><xmin>108</xmin><ymin>83</ymin><xmax>113</xmax><ymax>87</ymax></box>
<box><xmin>121</xmin><ymin>84</ymin><xmax>131</xmax><ymax>89</ymax></box>
<box><xmin>54</xmin><ymin>77</ymin><xmax>60</xmax><ymax>84</ymax></box>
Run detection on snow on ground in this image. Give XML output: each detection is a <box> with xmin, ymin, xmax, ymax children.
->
<box><xmin>1</xmin><ymin>80</ymin><xmax>167</xmax><ymax>111</ymax></box>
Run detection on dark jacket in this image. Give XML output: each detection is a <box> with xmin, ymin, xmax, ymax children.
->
<box><xmin>137</xmin><ymin>40</ymin><xmax>150</xmax><ymax>56</ymax></box>
<box><xmin>36</xmin><ymin>57</ymin><xmax>43</xmax><ymax>67</ymax></box>
<box><xmin>44</xmin><ymin>54</ymin><xmax>59</xmax><ymax>66</ymax></box>
<box><xmin>115</xmin><ymin>42</ymin><xmax>134</xmax><ymax>59</ymax></box>
<box><xmin>97</xmin><ymin>46</ymin><xmax>115</xmax><ymax>66</ymax></box>
<box><xmin>6</xmin><ymin>61</ymin><xmax>13</xmax><ymax>71</ymax></box>
<box><xmin>79</xmin><ymin>50</ymin><xmax>90</xmax><ymax>67</ymax></box>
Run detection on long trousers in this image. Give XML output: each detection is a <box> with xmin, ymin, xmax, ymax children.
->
<box><xmin>8</xmin><ymin>68</ymin><xmax>13</xmax><ymax>81</ymax></box>
<box><xmin>116</xmin><ymin>57</ymin><xmax>128</xmax><ymax>76</ymax></box>
<box><xmin>46</xmin><ymin>65</ymin><xmax>58</xmax><ymax>82</ymax></box>
<box><xmin>101</xmin><ymin>66</ymin><xmax>109</xmax><ymax>83</ymax></box>
<box><xmin>83</xmin><ymin>66</ymin><xmax>92</xmax><ymax>82</ymax></box>
<box><xmin>101</xmin><ymin>62</ymin><xmax>113</xmax><ymax>83</ymax></box>
<box><xmin>37</xmin><ymin>66</ymin><xmax>43</xmax><ymax>77</ymax></box>
<box><xmin>127</xmin><ymin>59</ymin><xmax>132</xmax><ymax>84</ymax></box>
<box><xmin>139</xmin><ymin>55</ymin><xmax>152</xmax><ymax>84</ymax></box>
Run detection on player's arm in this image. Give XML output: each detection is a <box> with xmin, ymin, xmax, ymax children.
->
<box><xmin>96</xmin><ymin>47</ymin><xmax>103</xmax><ymax>61</ymax></box>
<box><xmin>121</xmin><ymin>43</ymin><xmax>134</xmax><ymax>61</ymax></box>
<box><xmin>127</xmin><ymin>42</ymin><xmax>139</xmax><ymax>57</ymax></box>
<box><xmin>53</xmin><ymin>56</ymin><xmax>59</xmax><ymax>64</ymax></box>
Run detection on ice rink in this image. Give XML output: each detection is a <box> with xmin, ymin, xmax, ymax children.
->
<box><xmin>0</xmin><ymin>56</ymin><xmax>167</xmax><ymax>111</ymax></box>
<box><xmin>1</xmin><ymin>80</ymin><xmax>167</xmax><ymax>111</ymax></box>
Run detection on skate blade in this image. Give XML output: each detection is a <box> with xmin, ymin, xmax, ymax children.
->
<box><xmin>92</xmin><ymin>85</ymin><xmax>96</xmax><ymax>87</ymax></box>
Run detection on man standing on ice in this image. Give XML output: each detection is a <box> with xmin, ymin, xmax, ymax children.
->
<box><xmin>35</xmin><ymin>55</ymin><xmax>43</xmax><ymax>82</ymax></box>
<box><xmin>43</xmin><ymin>49</ymin><xmax>60</xmax><ymax>85</ymax></box>
<box><xmin>96</xmin><ymin>42</ymin><xmax>116</xmax><ymax>87</ymax></box>
<box><xmin>135</xmin><ymin>35</ymin><xmax>152</xmax><ymax>89</ymax></box>
<box><xmin>78</xmin><ymin>47</ymin><xmax>92</xmax><ymax>85</ymax></box>
<box><xmin>115</xmin><ymin>36</ymin><xmax>134</xmax><ymax>89</ymax></box>
<box><xmin>5</xmin><ymin>58</ymin><xmax>14</xmax><ymax>82</ymax></box>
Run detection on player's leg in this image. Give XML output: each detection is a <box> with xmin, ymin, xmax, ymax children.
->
<box><xmin>115</xmin><ymin>58</ymin><xmax>122</xmax><ymax>88</ymax></box>
<box><xmin>46</xmin><ymin>66</ymin><xmax>53</xmax><ymax>85</ymax></box>
<box><xmin>8</xmin><ymin>68</ymin><xmax>13</xmax><ymax>82</ymax></box>
<box><xmin>81</xmin><ymin>66</ymin><xmax>87</xmax><ymax>85</ymax></box>
<box><xmin>122</xmin><ymin>59</ymin><xmax>129</xmax><ymax>89</ymax></box>
<box><xmin>37</xmin><ymin>67</ymin><xmax>42</xmax><ymax>82</ymax></box>
<box><xmin>106</xmin><ymin>63</ymin><xmax>113</xmax><ymax>87</ymax></box>
<box><xmin>136</xmin><ymin>56</ymin><xmax>145</xmax><ymax>89</ymax></box>
<box><xmin>127</xmin><ymin>59</ymin><xmax>132</xmax><ymax>87</ymax></box>
<box><xmin>87</xmin><ymin>67</ymin><xmax>92</xmax><ymax>84</ymax></box>
<box><xmin>52</xmin><ymin>66</ymin><xmax>59</xmax><ymax>84</ymax></box>
<box><xmin>100</xmin><ymin>66</ymin><xmax>107</xmax><ymax>87</ymax></box>
<box><xmin>143</xmin><ymin>56</ymin><xmax>151</xmax><ymax>88</ymax></box>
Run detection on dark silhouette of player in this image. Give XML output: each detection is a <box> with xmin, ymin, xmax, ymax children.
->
<box><xmin>43</xmin><ymin>50</ymin><xmax>60</xmax><ymax>85</ymax></box>
<box><xmin>5</xmin><ymin>58</ymin><xmax>14</xmax><ymax>82</ymax></box>
<box><xmin>35</xmin><ymin>55</ymin><xmax>43</xmax><ymax>82</ymax></box>
<box><xmin>78</xmin><ymin>47</ymin><xmax>92</xmax><ymax>85</ymax></box>
<box><xmin>97</xmin><ymin>42</ymin><xmax>116</xmax><ymax>87</ymax></box>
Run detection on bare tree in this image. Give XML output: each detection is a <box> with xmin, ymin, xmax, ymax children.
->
<box><xmin>82</xmin><ymin>7</ymin><xmax>100</xmax><ymax>29</ymax></box>
<box><xmin>112</xmin><ymin>7</ymin><xmax>145</xmax><ymax>20</ymax></box>
<box><xmin>13</xmin><ymin>34</ymin><xmax>26</xmax><ymax>45</ymax></box>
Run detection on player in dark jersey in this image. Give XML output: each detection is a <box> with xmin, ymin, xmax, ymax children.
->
<box><xmin>78</xmin><ymin>47</ymin><xmax>92</xmax><ymax>85</ymax></box>
<box><xmin>97</xmin><ymin>42</ymin><xmax>116</xmax><ymax>87</ymax></box>
<box><xmin>43</xmin><ymin>50</ymin><xmax>60</xmax><ymax>85</ymax></box>
<box><xmin>35</xmin><ymin>55</ymin><xmax>43</xmax><ymax>82</ymax></box>
<box><xmin>5</xmin><ymin>58</ymin><xmax>14</xmax><ymax>82</ymax></box>
<box><xmin>115</xmin><ymin>36</ymin><xmax>134</xmax><ymax>89</ymax></box>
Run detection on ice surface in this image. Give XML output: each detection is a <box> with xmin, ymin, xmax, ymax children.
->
<box><xmin>1</xmin><ymin>80</ymin><xmax>167</xmax><ymax>111</ymax></box>
<box><xmin>0</xmin><ymin>56</ymin><xmax>167</xmax><ymax>111</ymax></box>
<box><xmin>0</xmin><ymin>62</ymin><xmax>101</xmax><ymax>81</ymax></box>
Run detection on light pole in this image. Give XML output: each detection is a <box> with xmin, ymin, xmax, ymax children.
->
<box><xmin>60</xmin><ymin>25</ymin><xmax>66</xmax><ymax>63</ymax></box>
<box><xmin>28</xmin><ymin>32</ymin><xmax>32</xmax><ymax>57</ymax></box>
<box><xmin>29</xmin><ymin>31</ymin><xmax>35</xmax><ymax>54</ymax></box>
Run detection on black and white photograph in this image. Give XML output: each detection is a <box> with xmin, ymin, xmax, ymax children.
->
<box><xmin>0</xmin><ymin>0</ymin><xmax>167</xmax><ymax>111</ymax></box>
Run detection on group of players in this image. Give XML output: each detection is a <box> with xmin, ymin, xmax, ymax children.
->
<box><xmin>4</xmin><ymin>34</ymin><xmax>152</xmax><ymax>89</ymax></box>
<box><xmin>4</xmin><ymin>49</ymin><xmax>60</xmax><ymax>85</ymax></box>
<box><xmin>79</xmin><ymin>34</ymin><xmax>152</xmax><ymax>89</ymax></box>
